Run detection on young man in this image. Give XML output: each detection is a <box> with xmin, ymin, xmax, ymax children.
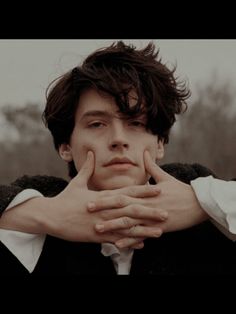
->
<box><xmin>0</xmin><ymin>41</ymin><xmax>235</xmax><ymax>275</ymax></box>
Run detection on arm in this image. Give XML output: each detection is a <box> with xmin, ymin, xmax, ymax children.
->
<box><xmin>0</xmin><ymin>152</ymin><xmax>165</xmax><ymax>244</ymax></box>
<box><xmin>90</xmin><ymin>151</ymin><xmax>236</xmax><ymax>248</ymax></box>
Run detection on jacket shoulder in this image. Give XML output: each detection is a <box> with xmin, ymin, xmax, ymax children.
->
<box><xmin>11</xmin><ymin>175</ymin><xmax>69</xmax><ymax>197</ymax></box>
<box><xmin>0</xmin><ymin>175</ymin><xmax>68</xmax><ymax>217</ymax></box>
<box><xmin>159</xmin><ymin>163</ymin><xmax>216</xmax><ymax>184</ymax></box>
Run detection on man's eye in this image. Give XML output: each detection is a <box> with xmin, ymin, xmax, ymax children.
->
<box><xmin>88</xmin><ymin>122</ymin><xmax>105</xmax><ymax>128</ymax></box>
<box><xmin>130</xmin><ymin>121</ymin><xmax>145</xmax><ymax>127</ymax></box>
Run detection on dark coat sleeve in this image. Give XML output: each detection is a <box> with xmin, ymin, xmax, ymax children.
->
<box><xmin>0</xmin><ymin>175</ymin><xmax>68</xmax><ymax>216</ymax></box>
<box><xmin>160</xmin><ymin>162</ymin><xmax>217</xmax><ymax>184</ymax></box>
<box><xmin>0</xmin><ymin>184</ymin><xmax>24</xmax><ymax>216</ymax></box>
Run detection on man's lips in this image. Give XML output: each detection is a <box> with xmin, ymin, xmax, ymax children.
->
<box><xmin>103</xmin><ymin>157</ymin><xmax>137</xmax><ymax>168</ymax></box>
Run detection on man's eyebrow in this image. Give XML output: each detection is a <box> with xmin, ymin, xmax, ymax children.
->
<box><xmin>80</xmin><ymin>110</ymin><xmax>147</xmax><ymax>121</ymax></box>
<box><xmin>80</xmin><ymin>110</ymin><xmax>113</xmax><ymax>120</ymax></box>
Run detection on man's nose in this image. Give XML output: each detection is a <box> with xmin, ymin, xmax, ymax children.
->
<box><xmin>109</xmin><ymin>123</ymin><xmax>129</xmax><ymax>150</ymax></box>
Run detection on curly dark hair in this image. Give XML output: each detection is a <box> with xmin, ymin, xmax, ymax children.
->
<box><xmin>42</xmin><ymin>41</ymin><xmax>190</xmax><ymax>178</ymax></box>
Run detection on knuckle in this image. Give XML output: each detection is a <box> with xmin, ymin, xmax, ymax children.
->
<box><xmin>122</xmin><ymin>217</ymin><xmax>131</xmax><ymax>228</ymax></box>
<box><xmin>130</xmin><ymin>205</ymin><xmax>139</xmax><ymax>216</ymax></box>
<box><xmin>116</xmin><ymin>195</ymin><xmax>126</xmax><ymax>207</ymax></box>
<box><xmin>128</xmin><ymin>186</ymin><xmax>137</xmax><ymax>196</ymax></box>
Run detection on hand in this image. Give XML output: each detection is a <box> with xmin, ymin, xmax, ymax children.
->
<box><xmin>40</xmin><ymin>151</ymin><xmax>163</xmax><ymax>247</ymax></box>
<box><xmin>0</xmin><ymin>151</ymin><xmax>163</xmax><ymax>249</ymax></box>
<box><xmin>89</xmin><ymin>151</ymin><xmax>208</xmax><ymax>248</ymax></box>
<box><xmin>143</xmin><ymin>150</ymin><xmax>209</xmax><ymax>232</ymax></box>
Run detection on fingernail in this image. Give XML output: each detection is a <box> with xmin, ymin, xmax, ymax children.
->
<box><xmin>160</xmin><ymin>211</ymin><xmax>168</xmax><ymax>220</ymax></box>
<box><xmin>95</xmin><ymin>224</ymin><xmax>104</xmax><ymax>232</ymax></box>
<box><xmin>154</xmin><ymin>229</ymin><xmax>162</xmax><ymax>237</ymax></box>
<box><xmin>87</xmin><ymin>151</ymin><xmax>93</xmax><ymax>159</ymax></box>
<box><xmin>116</xmin><ymin>241</ymin><xmax>125</xmax><ymax>248</ymax></box>
<box><xmin>87</xmin><ymin>202</ymin><xmax>96</xmax><ymax>211</ymax></box>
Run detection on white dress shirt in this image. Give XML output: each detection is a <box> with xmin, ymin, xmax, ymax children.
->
<box><xmin>0</xmin><ymin>189</ymin><xmax>46</xmax><ymax>273</ymax></box>
<box><xmin>191</xmin><ymin>175</ymin><xmax>236</xmax><ymax>241</ymax></box>
<box><xmin>0</xmin><ymin>175</ymin><xmax>236</xmax><ymax>274</ymax></box>
<box><xmin>101</xmin><ymin>243</ymin><xmax>134</xmax><ymax>274</ymax></box>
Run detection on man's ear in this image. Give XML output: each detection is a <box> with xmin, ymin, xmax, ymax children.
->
<box><xmin>156</xmin><ymin>139</ymin><xmax>164</xmax><ymax>161</ymax></box>
<box><xmin>59</xmin><ymin>144</ymin><xmax>73</xmax><ymax>162</ymax></box>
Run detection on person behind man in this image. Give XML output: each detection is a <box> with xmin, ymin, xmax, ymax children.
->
<box><xmin>0</xmin><ymin>41</ymin><xmax>235</xmax><ymax>275</ymax></box>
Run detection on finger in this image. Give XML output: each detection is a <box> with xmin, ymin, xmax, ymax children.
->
<box><xmin>111</xmin><ymin>184</ymin><xmax>161</xmax><ymax>198</ymax></box>
<box><xmin>88</xmin><ymin>195</ymin><xmax>130</xmax><ymax>212</ymax></box>
<box><xmin>131</xmin><ymin>242</ymin><xmax>144</xmax><ymax>249</ymax></box>
<box><xmin>88</xmin><ymin>186</ymin><xmax>160</xmax><ymax>212</ymax></box>
<box><xmin>101</xmin><ymin>232</ymin><xmax>124</xmax><ymax>244</ymax></box>
<box><xmin>101</xmin><ymin>232</ymin><xmax>143</xmax><ymax>246</ymax></box>
<box><xmin>100</xmin><ymin>185</ymin><xmax>160</xmax><ymax>198</ymax></box>
<box><xmin>93</xmin><ymin>202</ymin><xmax>168</xmax><ymax>222</ymax></box>
<box><xmin>75</xmin><ymin>151</ymin><xmax>95</xmax><ymax>187</ymax></box>
<box><xmin>120</xmin><ymin>204</ymin><xmax>168</xmax><ymax>221</ymax></box>
<box><xmin>117</xmin><ymin>225</ymin><xmax>163</xmax><ymax>238</ymax></box>
<box><xmin>115</xmin><ymin>237</ymin><xmax>145</xmax><ymax>249</ymax></box>
<box><xmin>95</xmin><ymin>217</ymin><xmax>142</xmax><ymax>233</ymax></box>
<box><xmin>144</xmin><ymin>150</ymin><xmax>171</xmax><ymax>183</ymax></box>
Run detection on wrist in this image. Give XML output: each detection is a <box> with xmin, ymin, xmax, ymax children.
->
<box><xmin>0</xmin><ymin>196</ymin><xmax>48</xmax><ymax>234</ymax></box>
<box><xmin>189</xmin><ymin>185</ymin><xmax>209</xmax><ymax>223</ymax></box>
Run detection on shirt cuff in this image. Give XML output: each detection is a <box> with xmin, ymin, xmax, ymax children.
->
<box><xmin>6</xmin><ymin>189</ymin><xmax>44</xmax><ymax>210</ymax></box>
<box><xmin>191</xmin><ymin>176</ymin><xmax>236</xmax><ymax>241</ymax></box>
<box><xmin>0</xmin><ymin>189</ymin><xmax>46</xmax><ymax>272</ymax></box>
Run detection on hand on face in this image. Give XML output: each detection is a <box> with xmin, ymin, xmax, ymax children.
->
<box><xmin>87</xmin><ymin>150</ymin><xmax>151</xmax><ymax>191</ymax></box>
<box><xmin>143</xmin><ymin>150</ymin><xmax>208</xmax><ymax>232</ymax></box>
<box><xmin>88</xmin><ymin>150</ymin><xmax>208</xmax><ymax>248</ymax></box>
<box><xmin>49</xmin><ymin>150</ymin><xmax>164</xmax><ymax>248</ymax></box>
<box><xmin>87</xmin><ymin>150</ymin><xmax>168</xmax><ymax>248</ymax></box>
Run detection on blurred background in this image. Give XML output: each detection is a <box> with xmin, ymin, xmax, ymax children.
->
<box><xmin>1</xmin><ymin>39</ymin><xmax>236</xmax><ymax>184</ymax></box>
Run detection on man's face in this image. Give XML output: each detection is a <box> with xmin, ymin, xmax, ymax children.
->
<box><xmin>59</xmin><ymin>89</ymin><xmax>164</xmax><ymax>190</ymax></box>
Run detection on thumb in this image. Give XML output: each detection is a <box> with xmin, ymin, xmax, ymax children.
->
<box><xmin>144</xmin><ymin>150</ymin><xmax>172</xmax><ymax>183</ymax></box>
<box><xmin>75</xmin><ymin>151</ymin><xmax>95</xmax><ymax>187</ymax></box>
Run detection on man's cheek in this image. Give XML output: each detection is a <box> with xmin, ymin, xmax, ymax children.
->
<box><xmin>75</xmin><ymin>146</ymin><xmax>97</xmax><ymax>171</ymax></box>
<box><xmin>143</xmin><ymin>146</ymin><xmax>157</xmax><ymax>162</ymax></box>
<box><xmin>141</xmin><ymin>147</ymin><xmax>157</xmax><ymax>178</ymax></box>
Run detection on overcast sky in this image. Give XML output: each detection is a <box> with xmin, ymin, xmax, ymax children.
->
<box><xmin>0</xmin><ymin>39</ymin><xmax>236</xmax><ymax>108</ymax></box>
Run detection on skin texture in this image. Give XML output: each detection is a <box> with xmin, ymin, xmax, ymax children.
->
<box><xmin>59</xmin><ymin>88</ymin><xmax>164</xmax><ymax>191</ymax></box>
<box><xmin>90</xmin><ymin>151</ymin><xmax>208</xmax><ymax>248</ymax></box>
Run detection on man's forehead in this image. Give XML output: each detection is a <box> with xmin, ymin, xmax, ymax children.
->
<box><xmin>80</xmin><ymin>109</ymin><xmax>146</xmax><ymax>120</ymax></box>
<box><xmin>76</xmin><ymin>88</ymin><xmax>146</xmax><ymax>119</ymax></box>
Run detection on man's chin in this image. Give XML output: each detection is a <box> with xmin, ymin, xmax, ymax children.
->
<box><xmin>89</xmin><ymin>176</ymin><xmax>148</xmax><ymax>191</ymax></box>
